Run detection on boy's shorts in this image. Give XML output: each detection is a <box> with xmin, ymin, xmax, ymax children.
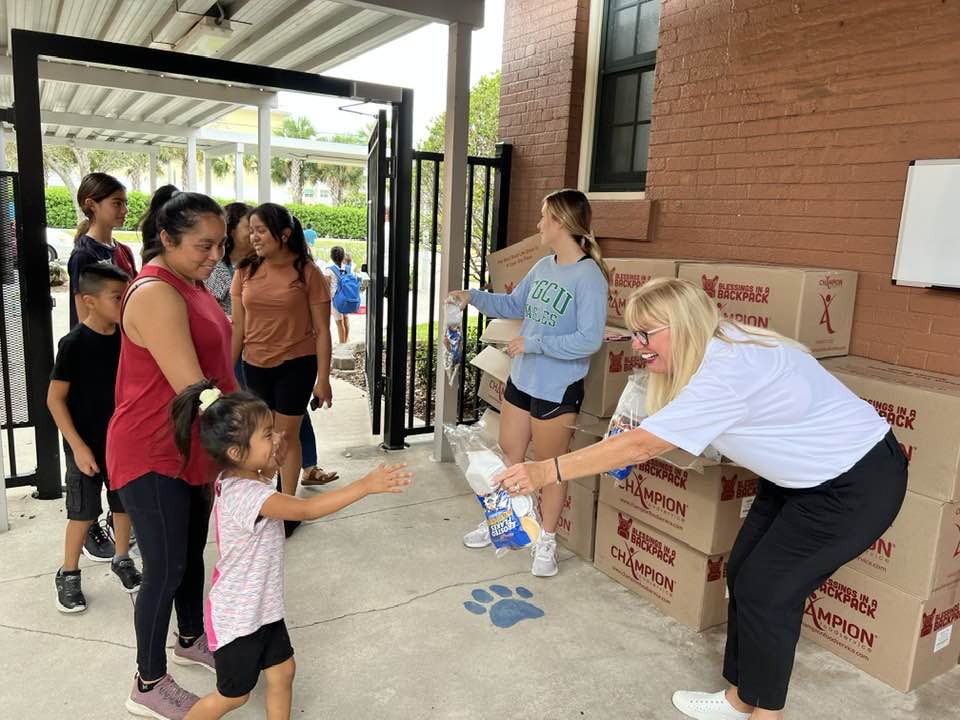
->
<box><xmin>214</xmin><ymin>620</ymin><xmax>294</xmax><ymax>698</ymax></box>
<box><xmin>64</xmin><ymin>455</ymin><xmax>124</xmax><ymax>522</ymax></box>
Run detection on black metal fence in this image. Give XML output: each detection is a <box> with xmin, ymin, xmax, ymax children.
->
<box><xmin>0</xmin><ymin>170</ymin><xmax>38</xmax><ymax>489</ymax></box>
<box><xmin>402</xmin><ymin>142</ymin><xmax>511</xmax><ymax>438</ymax></box>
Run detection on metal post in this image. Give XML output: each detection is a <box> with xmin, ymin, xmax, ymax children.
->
<box><xmin>431</xmin><ymin>22</ymin><xmax>472</xmax><ymax>462</ymax></box>
<box><xmin>11</xmin><ymin>34</ymin><xmax>61</xmax><ymax>499</ymax></box>
<box><xmin>382</xmin><ymin>89</ymin><xmax>414</xmax><ymax>451</ymax></box>
<box><xmin>257</xmin><ymin>105</ymin><xmax>271</xmax><ymax>202</ymax></box>
<box><xmin>234</xmin><ymin>143</ymin><xmax>244</xmax><ymax>201</ymax></box>
<box><xmin>0</xmin><ymin>428</ymin><xmax>7</xmax><ymax>532</ymax></box>
<box><xmin>186</xmin><ymin>134</ymin><xmax>197</xmax><ymax>191</ymax></box>
<box><xmin>148</xmin><ymin>150</ymin><xmax>157</xmax><ymax>192</ymax></box>
<box><xmin>490</xmin><ymin>142</ymin><xmax>512</xmax><ymax>253</ymax></box>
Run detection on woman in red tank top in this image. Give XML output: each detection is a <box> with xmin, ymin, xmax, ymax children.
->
<box><xmin>107</xmin><ymin>190</ymin><xmax>235</xmax><ymax>717</ymax></box>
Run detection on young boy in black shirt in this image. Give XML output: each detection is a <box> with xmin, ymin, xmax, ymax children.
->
<box><xmin>48</xmin><ymin>263</ymin><xmax>141</xmax><ymax>613</ymax></box>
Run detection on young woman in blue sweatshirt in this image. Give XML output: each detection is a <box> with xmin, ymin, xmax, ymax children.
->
<box><xmin>450</xmin><ymin>189</ymin><xmax>609</xmax><ymax>577</ymax></box>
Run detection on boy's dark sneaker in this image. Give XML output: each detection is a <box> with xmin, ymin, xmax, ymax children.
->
<box><xmin>82</xmin><ymin>519</ymin><xmax>115</xmax><ymax>562</ymax></box>
<box><xmin>55</xmin><ymin>569</ymin><xmax>86</xmax><ymax>613</ymax></box>
<box><xmin>112</xmin><ymin>557</ymin><xmax>142</xmax><ymax>593</ymax></box>
<box><xmin>106</xmin><ymin>510</ymin><xmax>137</xmax><ymax>548</ymax></box>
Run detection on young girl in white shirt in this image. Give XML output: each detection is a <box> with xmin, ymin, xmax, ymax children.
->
<box><xmin>171</xmin><ymin>381</ymin><xmax>412</xmax><ymax>720</ymax></box>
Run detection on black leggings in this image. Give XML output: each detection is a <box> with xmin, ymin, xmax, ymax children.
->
<box><xmin>723</xmin><ymin>431</ymin><xmax>907</xmax><ymax>710</ymax></box>
<box><xmin>118</xmin><ymin>472</ymin><xmax>212</xmax><ymax>680</ymax></box>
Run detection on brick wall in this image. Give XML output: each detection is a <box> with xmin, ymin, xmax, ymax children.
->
<box><xmin>499</xmin><ymin>0</ymin><xmax>960</xmax><ymax>374</ymax></box>
<box><xmin>499</xmin><ymin>0</ymin><xmax>591</xmax><ymax>244</ymax></box>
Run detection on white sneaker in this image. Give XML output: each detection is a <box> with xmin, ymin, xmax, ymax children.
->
<box><xmin>671</xmin><ymin>690</ymin><xmax>751</xmax><ymax>720</ymax></box>
<box><xmin>531</xmin><ymin>533</ymin><xmax>558</xmax><ymax>577</ymax></box>
<box><xmin>463</xmin><ymin>521</ymin><xmax>492</xmax><ymax>549</ymax></box>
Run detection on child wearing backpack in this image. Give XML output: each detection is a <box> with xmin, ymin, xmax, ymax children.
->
<box><xmin>171</xmin><ymin>381</ymin><xmax>412</xmax><ymax>719</ymax></box>
<box><xmin>322</xmin><ymin>246</ymin><xmax>360</xmax><ymax>344</ymax></box>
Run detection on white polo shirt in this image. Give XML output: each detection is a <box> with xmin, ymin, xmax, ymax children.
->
<box><xmin>640</xmin><ymin>324</ymin><xmax>889</xmax><ymax>488</ymax></box>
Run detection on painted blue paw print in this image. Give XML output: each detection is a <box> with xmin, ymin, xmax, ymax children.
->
<box><xmin>463</xmin><ymin>585</ymin><xmax>543</xmax><ymax>628</ymax></box>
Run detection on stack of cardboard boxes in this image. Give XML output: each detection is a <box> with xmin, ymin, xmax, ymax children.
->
<box><xmin>467</xmin><ymin>239</ymin><xmax>960</xmax><ymax>690</ymax></box>
<box><xmin>803</xmin><ymin>357</ymin><xmax>960</xmax><ymax>691</ymax></box>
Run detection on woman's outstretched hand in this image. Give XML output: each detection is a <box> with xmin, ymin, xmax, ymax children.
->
<box><xmin>494</xmin><ymin>460</ymin><xmax>551</xmax><ymax>496</ymax></box>
<box><xmin>447</xmin><ymin>290</ymin><xmax>470</xmax><ymax>310</ymax></box>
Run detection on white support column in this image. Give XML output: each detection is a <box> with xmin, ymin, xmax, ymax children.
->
<box><xmin>204</xmin><ymin>155</ymin><xmax>213</xmax><ymax>195</ymax></box>
<box><xmin>432</xmin><ymin>22</ymin><xmax>472</xmax><ymax>462</ymax></box>
<box><xmin>257</xmin><ymin>105</ymin><xmax>271</xmax><ymax>203</ymax></box>
<box><xmin>148</xmin><ymin>150</ymin><xmax>158</xmax><ymax>192</ymax></box>
<box><xmin>0</xmin><ymin>123</ymin><xmax>6</xmax><ymax>171</ymax></box>
<box><xmin>186</xmin><ymin>134</ymin><xmax>198</xmax><ymax>191</ymax></box>
<box><xmin>234</xmin><ymin>143</ymin><xmax>244</xmax><ymax>201</ymax></box>
<box><xmin>0</xmin><ymin>429</ymin><xmax>8</xmax><ymax>533</ymax></box>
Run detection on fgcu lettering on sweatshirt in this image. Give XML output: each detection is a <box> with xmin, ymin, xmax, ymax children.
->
<box><xmin>470</xmin><ymin>254</ymin><xmax>608</xmax><ymax>403</ymax></box>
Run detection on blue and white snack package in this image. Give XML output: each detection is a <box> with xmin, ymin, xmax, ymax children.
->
<box><xmin>443</xmin><ymin>301</ymin><xmax>464</xmax><ymax>387</ymax></box>
<box><xmin>605</xmin><ymin>371</ymin><xmax>650</xmax><ymax>486</ymax></box>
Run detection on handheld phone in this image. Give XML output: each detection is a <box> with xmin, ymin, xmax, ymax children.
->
<box><xmin>310</xmin><ymin>395</ymin><xmax>321</xmax><ymax>411</ymax></box>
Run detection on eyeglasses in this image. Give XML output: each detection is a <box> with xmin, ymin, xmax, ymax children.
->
<box><xmin>632</xmin><ymin>325</ymin><xmax>669</xmax><ymax>346</ymax></box>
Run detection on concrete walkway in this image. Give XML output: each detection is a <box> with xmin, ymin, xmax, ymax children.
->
<box><xmin>2</xmin><ymin>377</ymin><xmax>959</xmax><ymax>718</ymax></box>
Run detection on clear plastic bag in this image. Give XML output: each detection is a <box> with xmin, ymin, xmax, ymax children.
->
<box><xmin>442</xmin><ymin>301</ymin><xmax>464</xmax><ymax>387</ymax></box>
<box><xmin>445</xmin><ymin>419</ymin><xmax>541</xmax><ymax>557</ymax></box>
<box><xmin>605</xmin><ymin>370</ymin><xmax>650</xmax><ymax>485</ymax></box>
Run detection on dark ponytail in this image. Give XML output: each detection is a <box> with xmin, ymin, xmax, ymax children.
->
<box><xmin>139</xmin><ymin>184</ymin><xmax>179</xmax><ymax>257</ymax></box>
<box><xmin>172</xmin><ymin>380</ymin><xmax>271</xmax><ymax>470</ymax></box>
<box><xmin>141</xmin><ymin>191</ymin><xmax>224</xmax><ymax>264</ymax></box>
<box><xmin>240</xmin><ymin>203</ymin><xmax>313</xmax><ymax>284</ymax></box>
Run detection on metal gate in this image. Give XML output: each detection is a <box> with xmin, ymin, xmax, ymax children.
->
<box><xmin>365</xmin><ymin>142</ymin><xmax>511</xmax><ymax>447</ymax></box>
<box><xmin>365</xmin><ymin>111</ymin><xmax>387</xmax><ymax>435</ymax></box>
<box><xmin>0</xmin><ymin>170</ymin><xmax>38</xmax><ymax>491</ymax></box>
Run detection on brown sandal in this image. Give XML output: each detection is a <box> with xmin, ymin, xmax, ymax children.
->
<box><xmin>301</xmin><ymin>467</ymin><xmax>339</xmax><ymax>486</ymax></box>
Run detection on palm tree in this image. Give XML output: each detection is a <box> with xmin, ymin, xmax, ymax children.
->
<box><xmin>273</xmin><ymin>116</ymin><xmax>318</xmax><ymax>204</ymax></box>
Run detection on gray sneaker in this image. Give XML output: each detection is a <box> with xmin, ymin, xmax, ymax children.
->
<box><xmin>463</xmin><ymin>520</ymin><xmax>492</xmax><ymax>549</ymax></box>
<box><xmin>531</xmin><ymin>533</ymin><xmax>559</xmax><ymax>577</ymax></box>
<box><xmin>171</xmin><ymin>633</ymin><xmax>215</xmax><ymax>673</ymax></box>
<box><xmin>125</xmin><ymin>674</ymin><xmax>198</xmax><ymax>720</ymax></box>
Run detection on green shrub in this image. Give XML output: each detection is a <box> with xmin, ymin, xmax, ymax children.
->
<box><xmin>411</xmin><ymin>323</ymin><xmax>484</xmax><ymax>423</ymax></box>
<box><xmin>46</xmin><ymin>187</ymin><xmax>367</xmax><ymax>240</ymax></box>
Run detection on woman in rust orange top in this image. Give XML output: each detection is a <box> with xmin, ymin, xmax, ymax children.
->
<box><xmin>230</xmin><ymin>203</ymin><xmax>333</xmax><ymax>537</ymax></box>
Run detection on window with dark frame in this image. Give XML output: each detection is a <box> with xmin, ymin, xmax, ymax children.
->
<box><xmin>590</xmin><ymin>0</ymin><xmax>661</xmax><ymax>192</ymax></box>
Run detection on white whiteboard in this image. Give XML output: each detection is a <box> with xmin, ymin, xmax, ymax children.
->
<box><xmin>892</xmin><ymin>159</ymin><xmax>960</xmax><ymax>288</ymax></box>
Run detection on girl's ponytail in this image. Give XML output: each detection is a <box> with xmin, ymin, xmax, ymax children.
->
<box><xmin>579</xmin><ymin>231</ymin><xmax>610</xmax><ymax>284</ymax></box>
<box><xmin>171</xmin><ymin>379</ymin><xmax>216</xmax><ymax>465</ymax></box>
<box><xmin>543</xmin><ymin>188</ymin><xmax>611</xmax><ymax>283</ymax></box>
<box><xmin>73</xmin><ymin>217</ymin><xmax>91</xmax><ymax>246</ymax></box>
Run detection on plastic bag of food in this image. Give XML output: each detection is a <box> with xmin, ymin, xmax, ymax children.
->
<box><xmin>605</xmin><ymin>371</ymin><xmax>650</xmax><ymax>486</ymax></box>
<box><xmin>445</xmin><ymin>419</ymin><xmax>541</xmax><ymax>557</ymax></box>
<box><xmin>442</xmin><ymin>301</ymin><xmax>464</xmax><ymax>387</ymax></box>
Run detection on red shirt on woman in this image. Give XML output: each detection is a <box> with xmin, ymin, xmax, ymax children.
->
<box><xmin>107</xmin><ymin>265</ymin><xmax>236</xmax><ymax>490</ymax></box>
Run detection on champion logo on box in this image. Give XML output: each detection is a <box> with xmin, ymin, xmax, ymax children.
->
<box><xmin>920</xmin><ymin>603</ymin><xmax>960</xmax><ymax>637</ymax></box>
<box><xmin>819</xmin><ymin>276</ymin><xmax>845</xmax><ymax>290</ymax></box>
<box><xmin>610</xmin><ymin>544</ymin><xmax>676</xmax><ymax>592</ymax></box>
<box><xmin>488</xmin><ymin>377</ymin><xmax>505</xmax><ymax>403</ymax></box>
<box><xmin>719</xmin><ymin>474</ymin><xmax>758</xmax><ymax>502</ymax></box>
<box><xmin>819</xmin><ymin>293</ymin><xmax>836</xmax><ymax>334</ymax></box>
<box><xmin>867</xmin><ymin>536</ymin><xmax>895</xmax><ymax>560</ymax></box>
<box><xmin>624</xmin><ymin>474</ymin><xmax>688</xmax><ymax>519</ymax></box>
<box><xmin>608</xmin><ymin>351</ymin><xmax>646</xmax><ymax>374</ymax></box>
<box><xmin>804</xmin><ymin>592</ymin><xmax>877</xmax><ymax>649</ymax></box>
<box><xmin>954</xmin><ymin>524</ymin><xmax>960</xmax><ymax>559</ymax></box>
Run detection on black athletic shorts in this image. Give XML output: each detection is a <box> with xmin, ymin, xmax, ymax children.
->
<box><xmin>213</xmin><ymin>619</ymin><xmax>294</xmax><ymax>698</ymax></box>
<box><xmin>503</xmin><ymin>377</ymin><xmax>584</xmax><ymax>420</ymax></box>
<box><xmin>64</xmin><ymin>454</ymin><xmax>124</xmax><ymax>521</ymax></box>
<box><xmin>243</xmin><ymin>354</ymin><xmax>318</xmax><ymax>416</ymax></box>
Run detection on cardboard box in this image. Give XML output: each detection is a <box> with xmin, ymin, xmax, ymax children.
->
<box><xmin>606</xmin><ymin>257</ymin><xmax>681</xmax><ymax>328</ymax></box>
<box><xmin>556</xmin><ymin>480</ymin><xmax>599</xmax><ymax>561</ymax></box>
<box><xmin>487</xmin><ymin>233</ymin><xmax>551</xmax><ymax>294</ymax></box>
<box><xmin>470</xmin><ymin>346</ymin><xmax>511</xmax><ymax>411</ymax></box>
<box><xmin>801</xmin><ymin>566</ymin><xmax>960</xmax><ymax>692</ymax></box>
<box><xmin>598</xmin><ymin>460</ymin><xmax>758</xmax><ymax>555</ymax></box>
<box><xmin>581</xmin><ymin>330</ymin><xmax>646</xmax><ymax>417</ymax></box>
<box><xmin>847</xmin><ymin>491</ymin><xmax>960</xmax><ymax>598</ymax></box>
<box><xmin>677</xmin><ymin>262</ymin><xmax>858</xmax><ymax>358</ymax></box>
<box><xmin>823</xmin><ymin>356</ymin><xmax>960</xmax><ymax>502</ymax></box>
<box><xmin>479</xmin><ymin>318</ymin><xmax>521</xmax><ymax>345</ymax></box>
<box><xmin>593</xmin><ymin>502</ymin><xmax>729</xmax><ymax>631</ymax></box>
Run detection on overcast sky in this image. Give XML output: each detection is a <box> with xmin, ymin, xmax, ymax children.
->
<box><xmin>276</xmin><ymin>1</ymin><xmax>505</xmax><ymax>145</ymax></box>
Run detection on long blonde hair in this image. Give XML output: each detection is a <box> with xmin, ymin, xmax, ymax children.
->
<box><xmin>624</xmin><ymin>277</ymin><xmax>808</xmax><ymax>414</ymax></box>
<box><xmin>543</xmin><ymin>189</ymin><xmax>610</xmax><ymax>283</ymax></box>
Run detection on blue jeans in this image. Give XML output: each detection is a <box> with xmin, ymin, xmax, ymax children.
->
<box><xmin>300</xmin><ymin>413</ymin><xmax>317</xmax><ymax>469</ymax></box>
